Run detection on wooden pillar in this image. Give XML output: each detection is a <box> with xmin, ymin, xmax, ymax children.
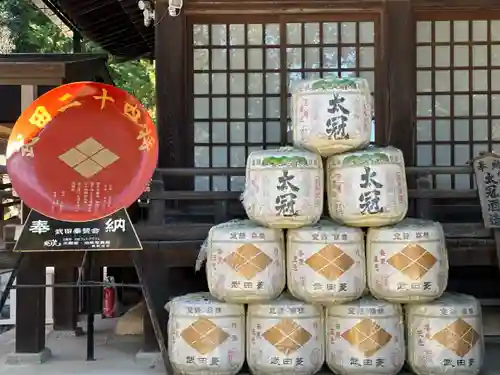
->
<box><xmin>73</xmin><ymin>31</ymin><xmax>82</xmax><ymax>53</ymax></box>
<box><xmin>137</xmin><ymin>0</ymin><xmax>188</xmax><ymax>356</ymax></box>
<box><xmin>15</xmin><ymin>256</ymin><xmax>46</xmax><ymax>354</ymax></box>
<box><xmin>384</xmin><ymin>0</ymin><xmax>415</xmax><ymax>166</ymax></box>
<box><xmin>155</xmin><ymin>1</ymin><xmax>188</xmax><ymax>186</ymax></box>
<box><xmin>53</xmin><ymin>268</ymin><xmax>79</xmax><ymax>332</ymax></box>
<box><xmin>138</xmin><ymin>175</ymin><xmax>166</xmax><ymax>354</ymax></box>
<box><xmin>141</xmin><ymin>310</ymin><xmax>159</xmax><ymax>352</ymax></box>
<box><xmin>14</xmin><ymin>85</ymin><xmax>49</xmax><ymax>358</ymax></box>
<box><xmin>20</xmin><ymin>85</ymin><xmax>36</xmax><ymax>111</ymax></box>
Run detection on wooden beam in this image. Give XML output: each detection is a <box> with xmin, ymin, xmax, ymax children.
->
<box><xmin>0</xmin><ymin>234</ymin><xmax>496</xmax><ymax>268</ymax></box>
<box><xmin>183</xmin><ymin>0</ymin><xmax>385</xmax><ymax>13</ymax></box>
<box><xmin>0</xmin><ymin>64</ymin><xmax>64</xmax><ymax>86</ymax></box>
<box><xmin>412</xmin><ymin>0</ymin><xmax>500</xmax><ymax>8</ymax></box>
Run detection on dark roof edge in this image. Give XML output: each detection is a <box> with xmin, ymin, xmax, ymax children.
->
<box><xmin>0</xmin><ymin>53</ymin><xmax>110</xmax><ymax>63</ymax></box>
<box><xmin>40</xmin><ymin>0</ymin><xmax>80</xmax><ymax>33</ymax></box>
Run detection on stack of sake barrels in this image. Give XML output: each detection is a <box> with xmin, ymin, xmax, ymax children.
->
<box><xmin>166</xmin><ymin>77</ymin><xmax>485</xmax><ymax>375</ymax></box>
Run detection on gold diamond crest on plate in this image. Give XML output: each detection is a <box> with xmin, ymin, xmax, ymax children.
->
<box><xmin>305</xmin><ymin>244</ymin><xmax>355</xmax><ymax>281</ymax></box>
<box><xmin>431</xmin><ymin>318</ymin><xmax>480</xmax><ymax>357</ymax></box>
<box><xmin>180</xmin><ymin>318</ymin><xmax>230</xmax><ymax>355</ymax></box>
<box><xmin>341</xmin><ymin>319</ymin><xmax>392</xmax><ymax>357</ymax></box>
<box><xmin>262</xmin><ymin>318</ymin><xmax>312</xmax><ymax>355</ymax></box>
<box><xmin>387</xmin><ymin>244</ymin><xmax>437</xmax><ymax>280</ymax></box>
<box><xmin>224</xmin><ymin>244</ymin><xmax>272</xmax><ymax>280</ymax></box>
<box><xmin>58</xmin><ymin>137</ymin><xmax>120</xmax><ymax>178</ymax></box>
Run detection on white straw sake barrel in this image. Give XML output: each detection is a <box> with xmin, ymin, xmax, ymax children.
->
<box><xmin>205</xmin><ymin>219</ymin><xmax>285</xmax><ymax>303</ymax></box>
<box><xmin>292</xmin><ymin>76</ymin><xmax>372</xmax><ymax>157</ymax></box>
<box><xmin>326</xmin><ymin>296</ymin><xmax>405</xmax><ymax>375</ymax></box>
<box><xmin>366</xmin><ymin>218</ymin><xmax>448</xmax><ymax>303</ymax></box>
<box><xmin>242</xmin><ymin>147</ymin><xmax>323</xmax><ymax>229</ymax></box>
<box><xmin>326</xmin><ymin>146</ymin><xmax>408</xmax><ymax>227</ymax></box>
<box><xmin>167</xmin><ymin>292</ymin><xmax>245</xmax><ymax>375</ymax></box>
<box><xmin>287</xmin><ymin>219</ymin><xmax>365</xmax><ymax>304</ymax></box>
<box><xmin>406</xmin><ymin>293</ymin><xmax>484</xmax><ymax>375</ymax></box>
<box><xmin>247</xmin><ymin>294</ymin><xmax>324</xmax><ymax>375</ymax></box>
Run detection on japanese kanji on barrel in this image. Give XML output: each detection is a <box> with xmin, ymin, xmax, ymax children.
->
<box><xmin>405</xmin><ymin>293</ymin><xmax>484</xmax><ymax>375</ymax></box>
<box><xmin>326</xmin><ymin>146</ymin><xmax>408</xmax><ymax>227</ymax></box>
<box><xmin>167</xmin><ymin>292</ymin><xmax>246</xmax><ymax>375</ymax></box>
<box><xmin>291</xmin><ymin>77</ymin><xmax>372</xmax><ymax>157</ymax></box>
<box><xmin>326</xmin><ymin>296</ymin><xmax>405</xmax><ymax>375</ymax></box>
<box><xmin>287</xmin><ymin>219</ymin><xmax>366</xmax><ymax>305</ymax></box>
<box><xmin>182</xmin><ymin>66</ymin><xmax>485</xmax><ymax>375</ymax></box>
<box><xmin>366</xmin><ymin>219</ymin><xmax>449</xmax><ymax>303</ymax></box>
<box><xmin>242</xmin><ymin>147</ymin><xmax>323</xmax><ymax>229</ymax></box>
<box><xmin>205</xmin><ymin>220</ymin><xmax>286</xmax><ymax>303</ymax></box>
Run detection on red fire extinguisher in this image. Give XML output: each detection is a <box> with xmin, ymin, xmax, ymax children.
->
<box><xmin>102</xmin><ymin>276</ymin><xmax>117</xmax><ymax>318</ymax></box>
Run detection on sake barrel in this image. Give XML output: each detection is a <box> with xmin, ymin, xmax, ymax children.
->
<box><xmin>366</xmin><ymin>218</ymin><xmax>448</xmax><ymax>303</ymax></box>
<box><xmin>167</xmin><ymin>292</ymin><xmax>245</xmax><ymax>375</ymax></box>
<box><xmin>326</xmin><ymin>297</ymin><xmax>405</xmax><ymax>375</ymax></box>
<box><xmin>291</xmin><ymin>76</ymin><xmax>372</xmax><ymax>157</ymax></box>
<box><xmin>247</xmin><ymin>294</ymin><xmax>324</xmax><ymax>375</ymax></box>
<box><xmin>243</xmin><ymin>147</ymin><xmax>323</xmax><ymax>229</ymax></box>
<box><xmin>206</xmin><ymin>220</ymin><xmax>285</xmax><ymax>303</ymax></box>
<box><xmin>287</xmin><ymin>219</ymin><xmax>365</xmax><ymax>304</ymax></box>
<box><xmin>406</xmin><ymin>293</ymin><xmax>484</xmax><ymax>375</ymax></box>
<box><xmin>326</xmin><ymin>146</ymin><xmax>408</xmax><ymax>227</ymax></box>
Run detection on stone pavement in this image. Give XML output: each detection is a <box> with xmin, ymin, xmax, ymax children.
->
<box><xmin>1</xmin><ymin>316</ymin><xmax>500</xmax><ymax>374</ymax></box>
<box><xmin>0</xmin><ymin>317</ymin><xmax>164</xmax><ymax>375</ymax></box>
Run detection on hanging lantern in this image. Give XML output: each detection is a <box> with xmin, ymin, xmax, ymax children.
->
<box><xmin>138</xmin><ymin>0</ymin><xmax>155</xmax><ymax>26</ymax></box>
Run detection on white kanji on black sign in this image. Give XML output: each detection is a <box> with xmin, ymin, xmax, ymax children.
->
<box><xmin>28</xmin><ymin>220</ymin><xmax>50</xmax><ymax>234</ymax></box>
<box><xmin>105</xmin><ymin>218</ymin><xmax>126</xmax><ymax>233</ymax></box>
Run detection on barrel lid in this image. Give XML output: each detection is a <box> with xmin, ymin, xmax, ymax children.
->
<box><xmin>329</xmin><ymin>145</ymin><xmax>402</xmax><ymax>159</ymax></box>
<box><xmin>247</xmin><ymin>147</ymin><xmax>322</xmax><ymax>168</ymax></box>
<box><xmin>291</xmin><ymin>76</ymin><xmax>370</xmax><ymax>93</ymax></box>
<box><xmin>327</xmin><ymin>145</ymin><xmax>404</xmax><ymax>166</ymax></box>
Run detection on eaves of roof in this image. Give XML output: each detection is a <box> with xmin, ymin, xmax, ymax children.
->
<box><xmin>41</xmin><ymin>0</ymin><xmax>155</xmax><ymax>60</ymax></box>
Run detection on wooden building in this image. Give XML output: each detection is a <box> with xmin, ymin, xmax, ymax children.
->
<box><xmin>150</xmin><ymin>0</ymin><xmax>500</xmax><ymax>297</ymax></box>
<box><xmin>3</xmin><ymin>0</ymin><xmax>500</xmax><ymax>371</ymax></box>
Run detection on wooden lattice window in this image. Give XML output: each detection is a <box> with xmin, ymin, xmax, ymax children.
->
<box><xmin>416</xmin><ymin>15</ymin><xmax>500</xmax><ymax>189</ymax></box>
<box><xmin>190</xmin><ymin>16</ymin><xmax>378</xmax><ymax>191</ymax></box>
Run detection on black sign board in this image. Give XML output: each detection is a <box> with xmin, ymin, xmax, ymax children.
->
<box><xmin>13</xmin><ymin>208</ymin><xmax>142</xmax><ymax>252</ymax></box>
<box><xmin>473</xmin><ymin>152</ymin><xmax>500</xmax><ymax>228</ymax></box>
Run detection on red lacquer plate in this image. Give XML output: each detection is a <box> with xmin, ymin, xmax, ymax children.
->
<box><xmin>6</xmin><ymin>82</ymin><xmax>158</xmax><ymax>222</ymax></box>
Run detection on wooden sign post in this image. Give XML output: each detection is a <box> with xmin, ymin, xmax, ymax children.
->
<box><xmin>473</xmin><ymin>152</ymin><xmax>500</xmax><ymax>272</ymax></box>
<box><xmin>5</xmin><ymin>208</ymin><xmax>142</xmax><ymax>361</ymax></box>
<box><xmin>3</xmin><ymin>82</ymin><xmax>163</xmax><ymax>369</ymax></box>
<box><xmin>472</xmin><ymin>153</ymin><xmax>500</xmax><ymax>229</ymax></box>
